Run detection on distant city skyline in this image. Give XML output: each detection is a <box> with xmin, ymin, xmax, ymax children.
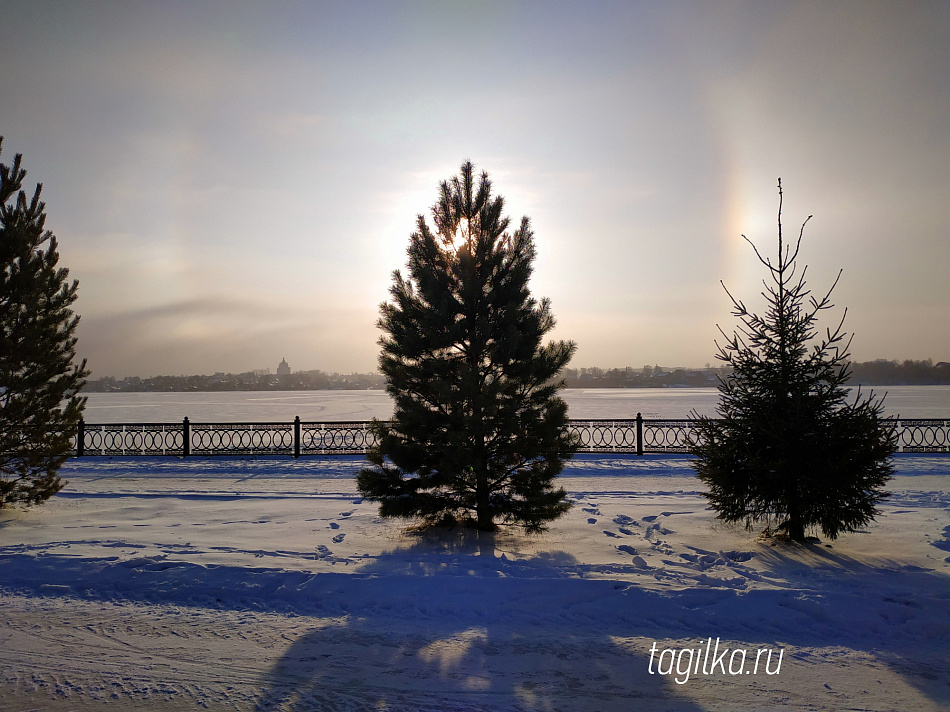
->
<box><xmin>2</xmin><ymin>1</ymin><xmax>948</xmax><ymax>378</ymax></box>
<box><xmin>88</xmin><ymin>356</ymin><xmax>947</xmax><ymax>382</ymax></box>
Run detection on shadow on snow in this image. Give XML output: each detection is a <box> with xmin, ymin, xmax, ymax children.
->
<box><xmin>2</xmin><ymin>528</ymin><xmax>949</xmax><ymax>709</ymax></box>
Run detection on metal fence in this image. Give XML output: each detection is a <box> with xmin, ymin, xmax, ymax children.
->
<box><xmin>74</xmin><ymin>415</ymin><xmax>950</xmax><ymax>457</ymax></box>
<box><xmin>76</xmin><ymin>418</ymin><xmax>377</xmax><ymax>457</ymax></box>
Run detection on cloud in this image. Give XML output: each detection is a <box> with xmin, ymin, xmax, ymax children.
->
<box><xmin>76</xmin><ymin>296</ymin><xmax>379</xmax><ymax>378</ymax></box>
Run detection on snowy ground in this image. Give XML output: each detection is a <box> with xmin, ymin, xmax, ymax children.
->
<box><xmin>2</xmin><ymin>454</ymin><xmax>949</xmax><ymax>711</ymax></box>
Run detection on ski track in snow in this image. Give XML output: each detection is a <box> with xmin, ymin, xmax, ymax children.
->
<box><xmin>1</xmin><ymin>455</ymin><xmax>949</xmax><ymax>711</ymax></box>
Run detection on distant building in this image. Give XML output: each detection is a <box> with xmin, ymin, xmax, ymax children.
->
<box><xmin>277</xmin><ymin>358</ymin><xmax>291</xmax><ymax>376</ymax></box>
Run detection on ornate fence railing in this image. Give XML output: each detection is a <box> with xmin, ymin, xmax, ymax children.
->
<box><xmin>76</xmin><ymin>418</ymin><xmax>378</xmax><ymax>457</ymax></box>
<box><xmin>891</xmin><ymin>419</ymin><xmax>950</xmax><ymax>453</ymax></box>
<box><xmin>74</xmin><ymin>415</ymin><xmax>950</xmax><ymax>457</ymax></box>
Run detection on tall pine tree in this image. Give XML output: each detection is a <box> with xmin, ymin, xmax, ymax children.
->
<box><xmin>357</xmin><ymin>161</ymin><xmax>576</xmax><ymax>533</ymax></box>
<box><xmin>1</xmin><ymin>138</ymin><xmax>88</xmax><ymax>507</ymax></box>
<box><xmin>690</xmin><ymin>180</ymin><xmax>895</xmax><ymax>541</ymax></box>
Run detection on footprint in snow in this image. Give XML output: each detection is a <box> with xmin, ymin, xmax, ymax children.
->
<box><xmin>618</xmin><ymin>528</ymin><xmax>633</xmax><ymax>536</ymax></box>
<box><xmin>642</xmin><ymin>515</ymin><xmax>658</xmax><ymax>522</ymax></box>
<box><xmin>603</xmin><ymin>530</ymin><xmax>620</xmax><ymax>538</ymax></box>
<box><xmin>340</xmin><ymin>511</ymin><xmax>354</xmax><ymax>518</ymax></box>
<box><xmin>329</xmin><ymin>522</ymin><xmax>340</xmax><ymax>530</ymax></box>
<box><xmin>587</xmin><ymin>518</ymin><xmax>598</xmax><ymax>524</ymax></box>
<box><xmin>332</xmin><ymin>533</ymin><xmax>345</xmax><ymax>544</ymax></box>
<box><xmin>618</xmin><ymin>544</ymin><xmax>638</xmax><ymax>555</ymax></box>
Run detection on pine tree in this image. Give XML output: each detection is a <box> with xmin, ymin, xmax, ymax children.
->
<box><xmin>1</xmin><ymin>138</ymin><xmax>88</xmax><ymax>507</ymax></box>
<box><xmin>690</xmin><ymin>179</ymin><xmax>895</xmax><ymax>541</ymax></box>
<box><xmin>357</xmin><ymin>161</ymin><xmax>576</xmax><ymax>533</ymax></box>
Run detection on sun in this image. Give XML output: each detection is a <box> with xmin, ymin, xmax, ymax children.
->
<box><xmin>444</xmin><ymin>217</ymin><xmax>472</xmax><ymax>252</ymax></box>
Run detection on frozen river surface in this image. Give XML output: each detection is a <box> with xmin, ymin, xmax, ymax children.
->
<box><xmin>82</xmin><ymin>386</ymin><xmax>950</xmax><ymax>423</ymax></box>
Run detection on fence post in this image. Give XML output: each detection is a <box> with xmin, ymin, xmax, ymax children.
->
<box><xmin>76</xmin><ymin>419</ymin><xmax>85</xmax><ymax>457</ymax></box>
<box><xmin>636</xmin><ymin>412</ymin><xmax>643</xmax><ymax>456</ymax></box>
<box><xmin>183</xmin><ymin>417</ymin><xmax>191</xmax><ymax>457</ymax></box>
<box><xmin>294</xmin><ymin>416</ymin><xmax>301</xmax><ymax>458</ymax></box>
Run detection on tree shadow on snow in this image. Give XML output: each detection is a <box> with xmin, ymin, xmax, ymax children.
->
<box><xmin>250</xmin><ymin>527</ymin><xmax>950</xmax><ymax>711</ymax></box>
<box><xmin>740</xmin><ymin>538</ymin><xmax>950</xmax><ymax>704</ymax></box>
<box><xmin>5</xmin><ymin>525</ymin><xmax>949</xmax><ymax>709</ymax></box>
<box><xmin>253</xmin><ymin>529</ymin><xmax>706</xmax><ymax>712</ymax></box>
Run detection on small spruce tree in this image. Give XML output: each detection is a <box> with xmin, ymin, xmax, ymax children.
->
<box><xmin>690</xmin><ymin>179</ymin><xmax>895</xmax><ymax>541</ymax></box>
<box><xmin>357</xmin><ymin>161</ymin><xmax>576</xmax><ymax>533</ymax></box>
<box><xmin>1</xmin><ymin>137</ymin><xmax>88</xmax><ymax>507</ymax></box>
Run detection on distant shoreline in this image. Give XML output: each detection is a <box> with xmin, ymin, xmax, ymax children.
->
<box><xmin>85</xmin><ymin>360</ymin><xmax>950</xmax><ymax>392</ymax></box>
<box><xmin>85</xmin><ymin>381</ymin><xmax>950</xmax><ymax>393</ymax></box>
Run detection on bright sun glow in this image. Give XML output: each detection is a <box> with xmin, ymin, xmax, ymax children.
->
<box><xmin>446</xmin><ymin>218</ymin><xmax>472</xmax><ymax>251</ymax></box>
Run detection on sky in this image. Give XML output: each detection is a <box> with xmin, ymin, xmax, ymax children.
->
<box><xmin>1</xmin><ymin>0</ymin><xmax>948</xmax><ymax>378</ymax></box>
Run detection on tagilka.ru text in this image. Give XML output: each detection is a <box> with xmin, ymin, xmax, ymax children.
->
<box><xmin>649</xmin><ymin>638</ymin><xmax>784</xmax><ymax>684</ymax></box>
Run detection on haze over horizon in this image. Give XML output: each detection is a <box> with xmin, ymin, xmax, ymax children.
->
<box><xmin>2</xmin><ymin>1</ymin><xmax>948</xmax><ymax>379</ymax></box>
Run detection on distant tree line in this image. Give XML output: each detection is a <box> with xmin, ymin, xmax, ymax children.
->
<box><xmin>563</xmin><ymin>359</ymin><xmax>950</xmax><ymax>388</ymax></box>
<box><xmin>85</xmin><ymin>369</ymin><xmax>387</xmax><ymax>392</ymax></box>
<box><xmin>84</xmin><ymin>359</ymin><xmax>949</xmax><ymax>393</ymax></box>
<box><xmin>847</xmin><ymin>359</ymin><xmax>950</xmax><ymax>386</ymax></box>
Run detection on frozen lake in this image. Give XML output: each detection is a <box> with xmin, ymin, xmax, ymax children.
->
<box><xmin>82</xmin><ymin>386</ymin><xmax>950</xmax><ymax>423</ymax></box>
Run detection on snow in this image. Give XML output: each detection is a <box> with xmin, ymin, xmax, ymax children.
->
<box><xmin>2</xmin><ymin>454</ymin><xmax>949</xmax><ymax>711</ymax></box>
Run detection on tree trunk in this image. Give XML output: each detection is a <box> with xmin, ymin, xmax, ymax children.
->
<box><xmin>783</xmin><ymin>517</ymin><xmax>806</xmax><ymax>542</ymax></box>
<box><xmin>475</xmin><ymin>467</ymin><xmax>495</xmax><ymax>531</ymax></box>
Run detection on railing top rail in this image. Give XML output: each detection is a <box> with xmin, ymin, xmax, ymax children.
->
<box><xmin>80</xmin><ymin>420</ymin><xmax>378</xmax><ymax>427</ymax></box>
<box><xmin>79</xmin><ymin>416</ymin><xmax>950</xmax><ymax>424</ymax></box>
<box><xmin>82</xmin><ymin>421</ymin><xmax>185</xmax><ymax>427</ymax></box>
<box><xmin>189</xmin><ymin>422</ymin><xmax>294</xmax><ymax>427</ymax></box>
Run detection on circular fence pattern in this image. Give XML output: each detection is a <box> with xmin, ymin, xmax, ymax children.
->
<box><xmin>897</xmin><ymin>419</ymin><xmax>950</xmax><ymax>452</ymax></box>
<box><xmin>569</xmin><ymin>421</ymin><xmax>639</xmax><ymax>452</ymax></box>
<box><xmin>301</xmin><ymin>424</ymin><xmax>378</xmax><ymax>453</ymax></box>
<box><xmin>83</xmin><ymin>424</ymin><xmax>184</xmax><ymax>455</ymax></box>
<box><xmin>190</xmin><ymin>424</ymin><xmax>294</xmax><ymax>454</ymax></box>
<box><xmin>641</xmin><ymin>420</ymin><xmax>700</xmax><ymax>451</ymax></box>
